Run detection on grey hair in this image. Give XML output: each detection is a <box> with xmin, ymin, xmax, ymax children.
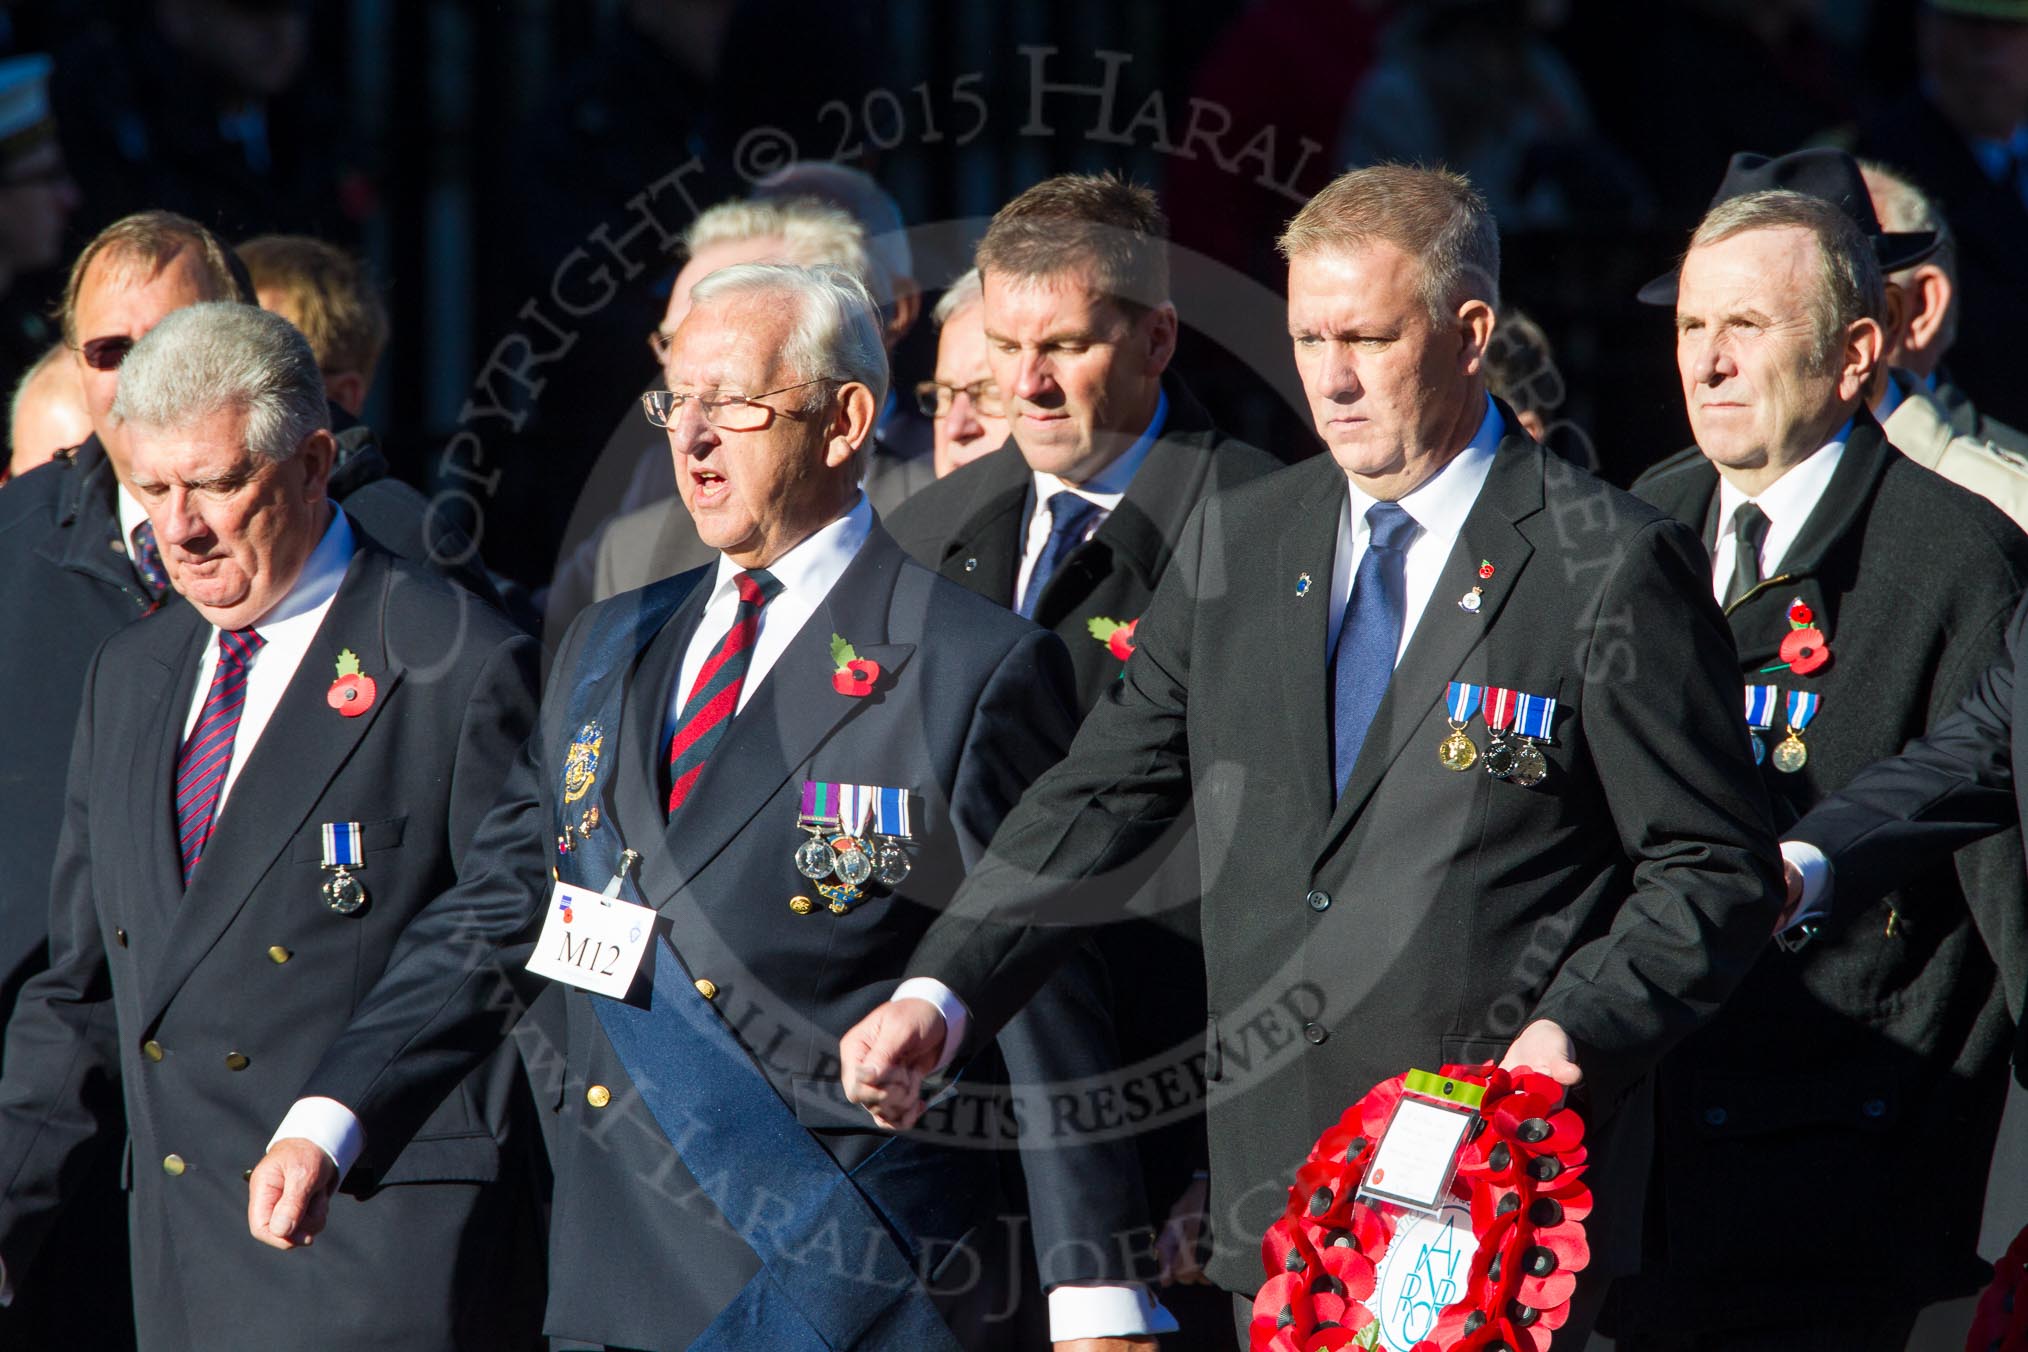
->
<box><xmin>1278</xmin><ymin>164</ymin><xmax>1501</xmax><ymax>325</ymax></box>
<box><xmin>753</xmin><ymin>161</ymin><xmax>912</xmax><ymax>294</ymax></box>
<box><xmin>1689</xmin><ymin>189</ymin><xmax>1885</xmax><ymax>371</ymax></box>
<box><xmin>110</xmin><ymin>302</ymin><xmax>327</xmax><ymax>462</ymax></box>
<box><xmin>1860</xmin><ymin>158</ymin><xmax>1960</xmax><ymax>352</ymax></box>
<box><xmin>931</xmin><ymin>268</ymin><xmax>983</xmax><ymax>327</ymax></box>
<box><xmin>687</xmin><ymin>262</ymin><xmax>889</xmax><ymax>413</ymax></box>
<box><xmin>681</xmin><ymin>198</ymin><xmax>881</xmax><ymax>305</ymax></box>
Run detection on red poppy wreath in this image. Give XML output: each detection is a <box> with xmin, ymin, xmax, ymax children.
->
<box><xmin>1250</xmin><ymin>1064</ymin><xmax>1591</xmax><ymax>1352</ymax></box>
<box><xmin>1968</xmin><ymin>1221</ymin><xmax>2028</xmax><ymax>1352</ymax></box>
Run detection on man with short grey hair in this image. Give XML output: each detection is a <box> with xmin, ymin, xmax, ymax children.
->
<box><xmin>248</xmin><ymin>263</ymin><xmax>1104</xmax><ymax>1351</ymax></box>
<box><xmin>844</xmin><ymin>163</ymin><xmax>1781</xmax><ymax>1342</ymax></box>
<box><xmin>1625</xmin><ymin>176</ymin><xmax>2028</xmax><ymax>1346</ymax></box>
<box><xmin>0</xmin><ymin>302</ymin><xmax>546</xmax><ymax>1351</ymax></box>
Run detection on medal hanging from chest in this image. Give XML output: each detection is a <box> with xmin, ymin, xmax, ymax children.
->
<box><xmin>319</xmin><ymin>821</ymin><xmax>368</xmax><ymax>915</ymax></box>
<box><xmin>1743</xmin><ymin>683</ymin><xmax>1779</xmax><ymax>766</ymax></box>
<box><xmin>1772</xmin><ymin>689</ymin><xmax>1820</xmax><ymax>773</ymax></box>
<box><xmin>1510</xmin><ymin>691</ymin><xmax>1557</xmax><ymax>787</ymax></box>
<box><xmin>1438</xmin><ymin>681</ymin><xmax>1482</xmax><ymax>771</ymax></box>
<box><xmin>792</xmin><ymin>782</ymin><xmax>915</xmax><ymax>914</ymax></box>
<box><xmin>1482</xmin><ymin>687</ymin><xmax>1520</xmax><ymax>780</ymax></box>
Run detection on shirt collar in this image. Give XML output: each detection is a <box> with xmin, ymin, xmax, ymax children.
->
<box><xmin>116</xmin><ymin>482</ymin><xmax>149</xmax><ymax>551</ymax></box>
<box><xmin>706</xmin><ymin>492</ymin><xmax>872</xmax><ymax>606</ymax></box>
<box><xmin>1031</xmin><ymin>386</ymin><xmax>1169</xmax><ymax>508</ymax></box>
<box><xmin>1714</xmin><ymin>417</ymin><xmax>1852</xmax><ymax>540</ymax></box>
<box><xmin>249</xmin><ymin>504</ymin><xmax>357</xmax><ymax>632</ymax></box>
<box><xmin>1344</xmin><ymin>392</ymin><xmax>1504</xmax><ymax>537</ymax></box>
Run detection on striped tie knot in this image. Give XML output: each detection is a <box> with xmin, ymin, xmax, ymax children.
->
<box><xmin>218</xmin><ymin>626</ymin><xmax>266</xmax><ymax>669</ymax></box>
<box><xmin>734</xmin><ymin>567</ymin><xmax>783</xmax><ymax>609</ymax></box>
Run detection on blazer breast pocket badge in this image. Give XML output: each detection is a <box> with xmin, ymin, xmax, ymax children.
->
<box><xmin>790</xmin><ymin>782</ymin><xmax>917</xmax><ymax>916</ymax></box>
<box><xmin>1438</xmin><ymin>683</ymin><xmax>1559</xmax><ymax>787</ymax></box>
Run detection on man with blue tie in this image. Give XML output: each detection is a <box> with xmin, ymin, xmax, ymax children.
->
<box><xmin>843</xmin><ymin>164</ymin><xmax>1784</xmax><ymax>1343</ymax></box>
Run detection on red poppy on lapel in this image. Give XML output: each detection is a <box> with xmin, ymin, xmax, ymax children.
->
<box><xmin>1776</xmin><ymin>627</ymin><xmax>1830</xmax><ymax>676</ymax></box>
<box><xmin>1088</xmin><ymin>615</ymin><xmax>1139</xmax><ymax>661</ymax></box>
<box><xmin>326</xmin><ymin>648</ymin><xmax>377</xmax><ymax>717</ymax></box>
<box><xmin>829</xmin><ymin>633</ymin><xmax>881</xmax><ymax>698</ymax></box>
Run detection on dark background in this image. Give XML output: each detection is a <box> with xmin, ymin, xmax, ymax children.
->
<box><xmin>0</xmin><ymin>0</ymin><xmax>1942</xmax><ymax>585</ymax></box>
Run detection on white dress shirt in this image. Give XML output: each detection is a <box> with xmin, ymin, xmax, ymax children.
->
<box><xmin>1326</xmin><ymin>393</ymin><xmax>1502</xmax><ymax>659</ymax></box>
<box><xmin>668</xmin><ymin>494</ymin><xmax>871</xmax><ymax>731</ymax></box>
<box><xmin>180</xmin><ymin>507</ymin><xmax>357</xmax><ymax>808</ymax></box>
<box><xmin>1708</xmin><ymin>423</ymin><xmax>1849</xmax><ymax>607</ymax></box>
<box><xmin>1012</xmin><ymin>389</ymin><xmax>1169</xmax><ymax>608</ymax></box>
<box><xmin>116</xmin><ymin>484</ymin><xmax>151</xmax><ymax>562</ymax></box>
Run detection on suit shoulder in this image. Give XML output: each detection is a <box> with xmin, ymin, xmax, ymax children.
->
<box><xmin>1877</xmin><ymin>455</ymin><xmax>2028</xmax><ymax>574</ymax></box>
<box><xmin>380</xmin><ymin>549</ymin><xmax>529</xmax><ymax>652</ymax></box>
<box><xmin>0</xmin><ymin>453</ymin><xmax>75</xmax><ymax>537</ymax></box>
<box><xmin>891</xmin><ymin>552</ymin><xmax>1052</xmax><ymax>656</ymax></box>
<box><xmin>880</xmin><ymin>459</ymin><xmax>985</xmax><ymax>549</ymax></box>
<box><xmin>1629</xmin><ymin>444</ymin><xmax>1710</xmax><ymax>497</ymax></box>
<box><xmin>1202</xmin><ymin>434</ymin><xmax>1284</xmax><ymax>489</ymax></box>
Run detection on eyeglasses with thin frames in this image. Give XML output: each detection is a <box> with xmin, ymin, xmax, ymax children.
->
<box><xmin>74</xmin><ymin>336</ymin><xmax>136</xmax><ymax>372</ymax></box>
<box><xmin>640</xmin><ymin>377</ymin><xmax>842</xmax><ymax>432</ymax></box>
<box><xmin>915</xmin><ymin>379</ymin><xmax>1006</xmax><ymax>419</ymax></box>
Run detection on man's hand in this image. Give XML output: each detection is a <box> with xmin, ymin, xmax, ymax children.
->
<box><xmin>1774</xmin><ymin>855</ymin><xmax>1805</xmax><ymax>932</ymax></box>
<box><xmin>840</xmin><ymin>998</ymin><xmax>946</xmax><ymax>1131</ymax></box>
<box><xmin>1156</xmin><ymin>1174</ymin><xmax>1210</xmax><ymax>1286</ymax></box>
<box><xmin>247</xmin><ymin>1137</ymin><xmax>340</xmax><ymax>1250</ymax></box>
<box><xmin>1499</xmin><ymin>1018</ymin><xmax>1581</xmax><ymax>1092</ymax></box>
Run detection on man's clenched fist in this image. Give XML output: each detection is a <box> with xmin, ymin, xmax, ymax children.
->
<box><xmin>246</xmin><ymin>1137</ymin><xmax>340</xmax><ymax>1250</ymax></box>
<box><xmin>839</xmin><ymin>997</ymin><xmax>947</xmax><ymax>1130</ymax></box>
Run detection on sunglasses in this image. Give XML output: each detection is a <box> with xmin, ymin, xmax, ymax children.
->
<box><xmin>76</xmin><ymin>336</ymin><xmax>136</xmax><ymax>371</ymax></box>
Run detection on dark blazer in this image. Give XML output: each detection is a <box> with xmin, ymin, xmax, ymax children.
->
<box><xmin>1626</xmin><ymin>416</ymin><xmax>2028</xmax><ymax>1325</ymax></box>
<box><xmin>295</xmin><ymin>524</ymin><xmax>1089</xmax><ymax>1351</ymax></box>
<box><xmin>1859</xmin><ymin>89</ymin><xmax>2028</xmax><ymax>431</ymax></box>
<box><xmin>910</xmin><ymin>410</ymin><xmax>1783</xmax><ymax>1298</ymax></box>
<box><xmin>885</xmin><ymin>377</ymin><xmax>1283</xmax><ymax>1262</ymax></box>
<box><xmin>0</xmin><ymin>542</ymin><xmax>545</xmax><ymax>1351</ymax></box>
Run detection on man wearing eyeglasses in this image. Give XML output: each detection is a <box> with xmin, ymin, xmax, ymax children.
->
<box><xmin>250</xmin><ymin>263</ymin><xmax>1139</xmax><ymax>1351</ymax></box>
<box><xmin>922</xmin><ymin>269</ymin><xmax>1014</xmax><ymax>479</ymax></box>
<box><xmin>883</xmin><ymin>174</ymin><xmax>1279</xmax><ymax>1350</ymax></box>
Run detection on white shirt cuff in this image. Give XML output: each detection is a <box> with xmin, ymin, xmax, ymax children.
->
<box><xmin>891</xmin><ymin>977</ymin><xmax>970</xmax><ymax>1073</ymax></box>
<box><xmin>1048</xmin><ymin>1282</ymin><xmax>1178</xmax><ymax>1340</ymax></box>
<box><xmin>1781</xmin><ymin>839</ymin><xmax>1832</xmax><ymax>912</ymax></box>
<box><xmin>269</xmin><ymin>1096</ymin><xmax>367</xmax><ymax>1180</ymax></box>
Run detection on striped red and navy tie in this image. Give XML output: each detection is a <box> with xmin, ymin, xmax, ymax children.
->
<box><xmin>666</xmin><ymin>568</ymin><xmax>782</xmax><ymax>816</ymax></box>
<box><xmin>174</xmin><ymin>626</ymin><xmax>265</xmax><ymax>883</ymax></box>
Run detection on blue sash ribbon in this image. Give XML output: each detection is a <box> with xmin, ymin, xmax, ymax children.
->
<box><xmin>556</xmin><ymin>581</ymin><xmax>967</xmax><ymax>1351</ymax></box>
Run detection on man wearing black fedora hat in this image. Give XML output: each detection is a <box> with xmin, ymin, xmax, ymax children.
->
<box><xmin>1617</xmin><ymin>164</ymin><xmax>2028</xmax><ymax>1347</ymax></box>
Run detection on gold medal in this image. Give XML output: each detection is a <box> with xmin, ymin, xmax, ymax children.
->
<box><xmin>1438</xmin><ymin>725</ymin><xmax>1478</xmax><ymax>772</ymax></box>
<box><xmin>1771</xmin><ymin>730</ymin><xmax>1808</xmax><ymax>773</ymax></box>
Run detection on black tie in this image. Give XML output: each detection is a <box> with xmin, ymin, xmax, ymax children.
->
<box><xmin>1724</xmin><ymin>502</ymin><xmax>1770</xmax><ymax>607</ymax></box>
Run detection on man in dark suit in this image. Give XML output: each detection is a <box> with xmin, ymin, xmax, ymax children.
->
<box><xmin>0</xmin><ymin>303</ymin><xmax>544</xmax><ymax>1349</ymax></box>
<box><xmin>1855</xmin><ymin>0</ymin><xmax>2028</xmax><ymax>431</ymax></box>
<box><xmin>0</xmin><ymin>210</ymin><xmax>491</xmax><ymax>1352</ymax></box>
<box><xmin>883</xmin><ymin>173</ymin><xmax>1280</xmax><ymax>1342</ymax></box>
<box><xmin>249</xmin><ymin>263</ymin><xmax>1159</xmax><ymax>1351</ymax></box>
<box><xmin>1619</xmin><ymin>187</ymin><xmax>2028</xmax><ymax>1347</ymax></box>
<box><xmin>841</xmin><ymin>164</ymin><xmax>1783</xmax><ymax>1341</ymax></box>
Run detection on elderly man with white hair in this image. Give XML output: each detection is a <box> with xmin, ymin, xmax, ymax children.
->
<box><xmin>0</xmin><ymin>302</ymin><xmax>545</xmax><ymax>1351</ymax></box>
<box><xmin>248</xmin><ymin>264</ymin><xmax>1118</xmax><ymax>1352</ymax></box>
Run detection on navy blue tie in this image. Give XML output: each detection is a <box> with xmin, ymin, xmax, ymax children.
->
<box><xmin>1331</xmin><ymin>501</ymin><xmax>1419</xmax><ymax>796</ymax></box>
<box><xmin>1019</xmin><ymin>492</ymin><xmax>1102</xmax><ymax>619</ymax></box>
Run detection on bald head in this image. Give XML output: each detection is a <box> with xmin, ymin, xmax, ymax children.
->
<box><xmin>8</xmin><ymin>345</ymin><xmax>90</xmax><ymax>481</ymax></box>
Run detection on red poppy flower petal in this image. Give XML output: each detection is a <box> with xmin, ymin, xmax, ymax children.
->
<box><xmin>1789</xmin><ymin>645</ymin><xmax>1831</xmax><ymax>675</ymax></box>
<box><xmin>1536</xmin><ymin>1221</ymin><xmax>1591</xmax><ymax>1271</ymax></box>
<box><xmin>1519</xmin><ymin>1268</ymin><xmax>1578</xmax><ymax>1309</ymax></box>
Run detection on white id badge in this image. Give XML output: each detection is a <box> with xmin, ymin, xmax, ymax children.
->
<box><xmin>524</xmin><ymin>880</ymin><xmax>656</xmax><ymax>998</ymax></box>
<box><xmin>1358</xmin><ymin>1093</ymin><xmax>1476</xmax><ymax>1216</ymax></box>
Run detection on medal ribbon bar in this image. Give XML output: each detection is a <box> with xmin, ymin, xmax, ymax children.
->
<box><xmin>1513</xmin><ymin>693</ymin><xmax>1557</xmax><ymax>743</ymax></box>
<box><xmin>1446</xmin><ymin>681</ymin><xmax>1483</xmax><ymax>724</ymax></box>
<box><xmin>1785</xmin><ymin>689</ymin><xmax>1820</xmax><ymax>733</ymax></box>
<box><xmin>1743</xmin><ymin>683</ymin><xmax>1779</xmax><ymax>730</ymax></box>
<box><xmin>320</xmin><ymin>821</ymin><xmax>362</xmax><ymax>869</ymax></box>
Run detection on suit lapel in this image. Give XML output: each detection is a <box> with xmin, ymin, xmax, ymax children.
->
<box><xmin>932</xmin><ymin>450</ymin><xmax>1028</xmax><ymax>606</ymax></box>
<box><xmin>612</xmin><ymin>580</ymin><xmax>713</xmax><ymax>846</ymax></box>
<box><xmin>1318</xmin><ymin>436</ymin><xmax>1542</xmax><ymax>861</ymax></box>
<box><xmin>633</xmin><ymin>528</ymin><xmax>917</xmax><ymax>911</ymax></box>
<box><xmin>125</xmin><ymin>613</ymin><xmax>210</xmax><ymax>922</ymax></box>
<box><xmin>143</xmin><ymin>549</ymin><xmax>405</xmax><ymax>1027</ymax></box>
<box><xmin>1275</xmin><ymin>457</ymin><xmax>1347</xmax><ymax>833</ymax></box>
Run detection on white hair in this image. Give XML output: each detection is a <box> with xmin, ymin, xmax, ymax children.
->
<box><xmin>110</xmin><ymin>302</ymin><xmax>326</xmax><ymax>462</ymax></box>
<box><xmin>687</xmin><ymin>262</ymin><xmax>889</xmax><ymax>412</ymax></box>
<box><xmin>753</xmin><ymin>161</ymin><xmax>913</xmax><ymax>295</ymax></box>
<box><xmin>932</xmin><ymin>267</ymin><xmax>984</xmax><ymax>327</ymax></box>
<box><xmin>681</xmin><ymin>198</ymin><xmax>881</xmax><ymax>304</ymax></box>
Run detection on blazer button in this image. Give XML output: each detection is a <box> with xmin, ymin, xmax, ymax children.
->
<box><xmin>585</xmin><ymin>1084</ymin><xmax>611</xmax><ymax>1109</ymax></box>
<box><xmin>1305</xmin><ymin>889</ymin><xmax>1332</xmax><ymax>913</ymax></box>
<box><xmin>142</xmin><ymin>1040</ymin><xmax>164</xmax><ymax>1062</ymax></box>
<box><xmin>1302</xmin><ymin>1022</ymin><xmax>1328</xmax><ymax>1045</ymax></box>
<box><xmin>224</xmin><ymin>1052</ymin><xmax>250</xmax><ymax>1071</ymax></box>
<box><xmin>267</xmin><ymin>946</ymin><xmax>292</xmax><ymax>964</ymax></box>
<box><xmin>694</xmin><ymin>978</ymin><xmax>718</xmax><ymax>1001</ymax></box>
<box><xmin>1703</xmin><ymin>1106</ymin><xmax>1728</xmax><ymax>1127</ymax></box>
<box><xmin>162</xmin><ymin>1154</ymin><xmax>186</xmax><ymax>1176</ymax></box>
<box><xmin>115</xmin><ymin>928</ymin><xmax>128</xmax><ymax>948</ymax></box>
